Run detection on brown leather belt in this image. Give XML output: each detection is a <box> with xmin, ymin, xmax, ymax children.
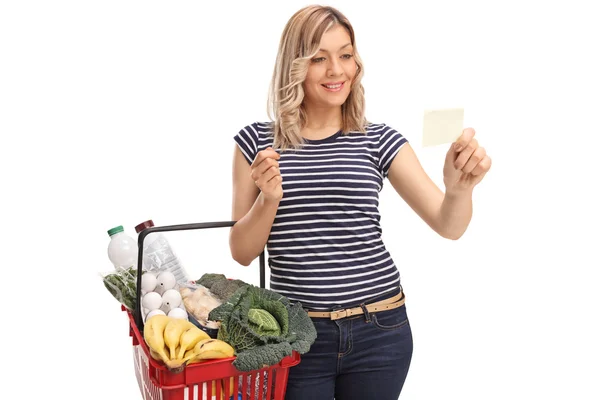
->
<box><xmin>306</xmin><ymin>292</ymin><xmax>405</xmax><ymax>320</ymax></box>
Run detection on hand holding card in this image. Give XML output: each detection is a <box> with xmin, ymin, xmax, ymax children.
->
<box><xmin>442</xmin><ymin>127</ymin><xmax>492</xmax><ymax>192</ymax></box>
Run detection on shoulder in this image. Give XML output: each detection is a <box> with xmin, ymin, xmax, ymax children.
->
<box><xmin>234</xmin><ymin>121</ymin><xmax>275</xmax><ymax>153</ymax></box>
<box><xmin>363</xmin><ymin>122</ymin><xmax>405</xmax><ymax>141</ymax></box>
<box><xmin>238</xmin><ymin>121</ymin><xmax>274</xmax><ymax>136</ymax></box>
<box><xmin>365</xmin><ymin>122</ymin><xmax>399</xmax><ymax>134</ymax></box>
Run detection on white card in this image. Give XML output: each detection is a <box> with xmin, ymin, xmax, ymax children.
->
<box><xmin>422</xmin><ymin>108</ymin><xmax>464</xmax><ymax>147</ymax></box>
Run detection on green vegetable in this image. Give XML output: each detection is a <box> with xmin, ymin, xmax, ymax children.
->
<box><xmin>248</xmin><ymin>308</ymin><xmax>282</xmax><ymax>336</ymax></box>
<box><xmin>208</xmin><ymin>285</ymin><xmax>317</xmax><ymax>372</ymax></box>
<box><xmin>102</xmin><ymin>266</ymin><xmax>141</xmax><ymax>310</ymax></box>
<box><xmin>196</xmin><ymin>273</ymin><xmax>226</xmax><ymax>288</ymax></box>
<box><xmin>196</xmin><ymin>273</ymin><xmax>249</xmax><ymax>301</ymax></box>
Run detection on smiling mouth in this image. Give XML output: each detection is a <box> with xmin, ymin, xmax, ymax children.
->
<box><xmin>322</xmin><ymin>82</ymin><xmax>344</xmax><ymax>92</ymax></box>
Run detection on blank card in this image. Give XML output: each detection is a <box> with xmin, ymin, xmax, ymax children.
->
<box><xmin>422</xmin><ymin>108</ymin><xmax>464</xmax><ymax>147</ymax></box>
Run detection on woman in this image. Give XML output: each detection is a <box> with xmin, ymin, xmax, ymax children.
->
<box><xmin>229</xmin><ymin>5</ymin><xmax>491</xmax><ymax>400</ymax></box>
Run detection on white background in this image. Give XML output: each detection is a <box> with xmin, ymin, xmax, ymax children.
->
<box><xmin>2</xmin><ymin>0</ymin><xmax>599</xmax><ymax>399</ymax></box>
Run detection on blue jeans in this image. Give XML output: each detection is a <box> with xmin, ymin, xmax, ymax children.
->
<box><xmin>285</xmin><ymin>289</ymin><xmax>413</xmax><ymax>400</ymax></box>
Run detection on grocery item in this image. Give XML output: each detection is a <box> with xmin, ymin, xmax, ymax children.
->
<box><xmin>140</xmin><ymin>272</ymin><xmax>157</xmax><ymax>294</ymax></box>
<box><xmin>107</xmin><ymin>225</ymin><xmax>137</xmax><ymax>270</ymax></box>
<box><xmin>167</xmin><ymin>307</ymin><xmax>189</xmax><ymax>319</ymax></box>
<box><xmin>196</xmin><ymin>273</ymin><xmax>249</xmax><ymax>301</ymax></box>
<box><xmin>162</xmin><ymin>288</ymin><xmax>182</xmax><ymax>310</ymax></box>
<box><xmin>144</xmin><ymin>314</ymin><xmax>233</xmax><ymax>374</ymax></box>
<box><xmin>102</xmin><ymin>266</ymin><xmax>139</xmax><ymax>310</ymax></box>
<box><xmin>208</xmin><ymin>284</ymin><xmax>317</xmax><ymax>372</ymax></box>
<box><xmin>135</xmin><ymin>219</ymin><xmax>190</xmax><ymax>283</ymax></box>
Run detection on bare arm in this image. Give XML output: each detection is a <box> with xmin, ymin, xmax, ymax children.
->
<box><xmin>229</xmin><ymin>145</ymin><xmax>283</xmax><ymax>266</ymax></box>
<box><xmin>387</xmin><ymin>129</ymin><xmax>491</xmax><ymax>240</ymax></box>
<box><xmin>387</xmin><ymin>143</ymin><xmax>472</xmax><ymax>240</ymax></box>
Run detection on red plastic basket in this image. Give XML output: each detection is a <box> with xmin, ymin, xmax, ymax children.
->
<box><xmin>124</xmin><ymin>306</ymin><xmax>300</xmax><ymax>400</ymax></box>
<box><xmin>122</xmin><ymin>220</ymin><xmax>302</xmax><ymax>400</ymax></box>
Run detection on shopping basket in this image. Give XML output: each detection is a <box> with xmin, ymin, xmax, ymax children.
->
<box><xmin>124</xmin><ymin>221</ymin><xmax>301</xmax><ymax>400</ymax></box>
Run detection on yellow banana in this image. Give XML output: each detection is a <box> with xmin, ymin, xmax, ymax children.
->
<box><xmin>177</xmin><ymin>327</ymin><xmax>211</xmax><ymax>359</ymax></box>
<box><xmin>193</xmin><ymin>339</ymin><xmax>235</xmax><ymax>360</ymax></box>
<box><xmin>143</xmin><ymin>315</ymin><xmax>171</xmax><ymax>363</ymax></box>
<box><xmin>149</xmin><ymin>346</ymin><xmax>169</xmax><ymax>362</ymax></box>
<box><xmin>163</xmin><ymin>318</ymin><xmax>196</xmax><ymax>360</ymax></box>
<box><xmin>185</xmin><ymin>339</ymin><xmax>213</xmax><ymax>364</ymax></box>
<box><xmin>165</xmin><ymin>343</ymin><xmax>207</xmax><ymax>373</ymax></box>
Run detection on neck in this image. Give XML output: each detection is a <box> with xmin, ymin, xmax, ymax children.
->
<box><xmin>303</xmin><ymin>103</ymin><xmax>342</xmax><ymax>130</ymax></box>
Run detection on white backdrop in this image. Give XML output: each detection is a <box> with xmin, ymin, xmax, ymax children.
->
<box><xmin>2</xmin><ymin>1</ymin><xmax>599</xmax><ymax>399</ymax></box>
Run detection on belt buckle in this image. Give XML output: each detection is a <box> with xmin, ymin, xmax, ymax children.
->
<box><xmin>330</xmin><ymin>307</ymin><xmax>347</xmax><ymax>320</ymax></box>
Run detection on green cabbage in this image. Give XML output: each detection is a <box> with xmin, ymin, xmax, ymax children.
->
<box><xmin>208</xmin><ymin>285</ymin><xmax>317</xmax><ymax>372</ymax></box>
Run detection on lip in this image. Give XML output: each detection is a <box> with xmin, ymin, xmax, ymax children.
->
<box><xmin>321</xmin><ymin>81</ymin><xmax>345</xmax><ymax>92</ymax></box>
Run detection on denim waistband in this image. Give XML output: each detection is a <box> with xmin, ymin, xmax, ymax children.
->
<box><xmin>314</xmin><ymin>284</ymin><xmax>403</xmax><ymax>313</ymax></box>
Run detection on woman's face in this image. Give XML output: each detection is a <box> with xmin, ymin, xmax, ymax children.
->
<box><xmin>303</xmin><ymin>24</ymin><xmax>357</xmax><ymax>111</ymax></box>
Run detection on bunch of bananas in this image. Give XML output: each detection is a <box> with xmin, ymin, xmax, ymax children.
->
<box><xmin>143</xmin><ymin>314</ymin><xmax>235</xmax><ymax>374</ymax></box>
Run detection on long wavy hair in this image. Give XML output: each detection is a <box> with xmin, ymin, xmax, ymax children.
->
<box><xmin>267</xmin><ymin>5</ymin><xmax>367</xmax><ymax>150</ymax></box>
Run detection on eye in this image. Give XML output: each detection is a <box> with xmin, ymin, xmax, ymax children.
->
<box><xmin>341</xmin><ymin>54</ymin><xmax>354</xmax><ymax>60</ymax></box>
<box><xmin>311</xmin><ymin>57</ymin><xmax>326</xmax><ymax>63</ymax></box>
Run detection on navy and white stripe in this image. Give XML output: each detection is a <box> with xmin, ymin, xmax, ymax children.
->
<box><xmin>234</xmin><ymin>122</ymin><xmax>408</xmax><ymax>310</ymax></box>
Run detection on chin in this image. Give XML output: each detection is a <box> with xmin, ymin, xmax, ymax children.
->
<box><xmin>322</xmin><ymin>95</ymin><xmax>350</xmax><ymax>108</ymax></box>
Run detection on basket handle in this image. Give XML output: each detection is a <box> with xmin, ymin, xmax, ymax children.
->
<box><xmin>133</xmin><ymin>221</ymin><xmax>266</xmax><ymax>331</ymax></box>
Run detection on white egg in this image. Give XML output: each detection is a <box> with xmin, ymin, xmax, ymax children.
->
<box><xmin>168</xmin><ymin>308</ymin><xmax>188</xmax><ymax>319</ymax></box>
<box><xmin>141</xmin><ymin>273</ymin><xmax>157</xmax><ymax>293</ymax></box>
<box><xmin>162</xmin><ymin>289</ymin><xmax>182</xmax><ymax>310</ymax></box>
<box><xmin>144</xmin><ymin>309</ymin><xmax>167</xmax><ymax>323</ymax></box>
<box><xmin>141</xmin><ymin>291</ymin><xmax>163</xmax><ymax>311</ymax></box>
<box><xmin>156</xmin><ymin>271</ymin><xmax>176</xmax><ymax>290</ymax></box>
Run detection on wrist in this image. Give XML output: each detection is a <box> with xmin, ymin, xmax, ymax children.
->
<box><xmin>259</xmin><ymin>192</ymin><xmax>282</xmax><ymax>208</ymax></box>
<box><xmin>444</xmin><ymin>186</ymin><xmax>473</xmax><ymax>200</ymax></box>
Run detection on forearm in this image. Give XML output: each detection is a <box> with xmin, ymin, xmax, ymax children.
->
<box><xmin>438</xmin><ymin>189</ymin><xmax>473</xmax><ymax>240</ymax></box>
<box><xmin>229</xmin><ymin>193</ymin><xmax>280</xmax><ymax>266</ymax></box>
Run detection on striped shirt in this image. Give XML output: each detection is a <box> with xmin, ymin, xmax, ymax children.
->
<box><xmin>234</xmin><ymin>121</ymin><xmax>408</xmax><ymax>310</ymax></box>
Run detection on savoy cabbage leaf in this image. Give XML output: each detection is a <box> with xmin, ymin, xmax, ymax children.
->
<box><xmin>208</xmin><ymin>285</ymin><xmax>317</xmax><ymax>371</ymax></box>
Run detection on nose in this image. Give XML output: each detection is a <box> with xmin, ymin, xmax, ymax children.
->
<box><xmin>327</xmin><ymin>58</ymin><xmax>343</xmax><ymax>77</ymax></box>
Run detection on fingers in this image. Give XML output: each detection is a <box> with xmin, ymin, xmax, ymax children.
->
<box><xmin>251</xmin><ymin>146</ymin><xmax>280</xmax><ymax>169</ymax></box>
<box><xmin>471</xmin><ymin>155</ymin><xmax>492</xmax><ymax>176</ymax></box>
<box><xmin>251</xmin><ymin>147</ymin><xmax>281</xmax><ymax>180</ymax></box>
<box><xmin>453</xmin><ymin>138</ymin><xmax>478</xmax><ymax>170</ymax></box>
<box><xmin>250</xmin><ymin>147</ymin><xmax>283</xmax><ymax>200</ymax></box>
<box><xmin>460</xmin><ymin>146</ymin><xmax>486</xmax><ymax>174</ymax></box>
<box><xmin>446</xmin><ymin>128</ymin><xmax>492</xmax><ymax>185</ymax></box>
<box><xmin>255</xmin><ymin>165</ymin><xmax>280</xmax><ymax>187</ymax></box>
<box><xmin>252</xmin><ymin>157</ymin><xmax>280</xmax><ymax>179</ymax></box>
<box><xmin>453</xmin><ymin>128</ymin><xmax>476</xmax><ymax>152</ymax></box>
<box><xmin>263</xmin><ymin>174</ymin><xmax>283</xmax><ymax>192</ymax></box>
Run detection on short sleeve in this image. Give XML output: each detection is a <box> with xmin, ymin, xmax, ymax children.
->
<box><xmin>233</xmin><ymin>123</ymin><xmax>260</xmax><ymax>165</ymax></box>
<box><xmin>378</xmin><ymin>124</ymin><xmax>408</xmax><ymax>178</ymax></box>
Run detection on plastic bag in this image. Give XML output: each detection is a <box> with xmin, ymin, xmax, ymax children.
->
<box><xmin>101</xmin><ymin>266</ymin><xmax>140</xmax><ymax>310</ymax></box>
<box><xmin>179</xmin><ymin>283</ymin><xmax>222</xmax><ymax>329</ymax></box>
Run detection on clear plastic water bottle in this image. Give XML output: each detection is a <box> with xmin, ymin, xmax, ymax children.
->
<box><xmin>135</xmin><ymin>219</ymin><xmax>190</xmax><ymax>283</ymax></box>
<box><xmin>107</xmin><ymin>225</ymin><xmax>138</xmax><ymax>270</ymax></box>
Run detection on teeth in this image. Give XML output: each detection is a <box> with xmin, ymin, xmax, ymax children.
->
<box><xmin>325</xmin><ymin>83</ymin><xmax>342</xmax><ymax>89</ymax></box>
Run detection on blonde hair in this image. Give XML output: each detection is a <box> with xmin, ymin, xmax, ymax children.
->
<box><xmin>267</xmin><ymin>5</ymin><xmax>367</xmax><ymax>150</ymax></box>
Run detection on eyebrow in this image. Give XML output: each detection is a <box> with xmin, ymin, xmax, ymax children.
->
<box><xmin>318</xmin><ymin>43</ymin><xmax>353</xmax><ymax>53</ymax></box>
